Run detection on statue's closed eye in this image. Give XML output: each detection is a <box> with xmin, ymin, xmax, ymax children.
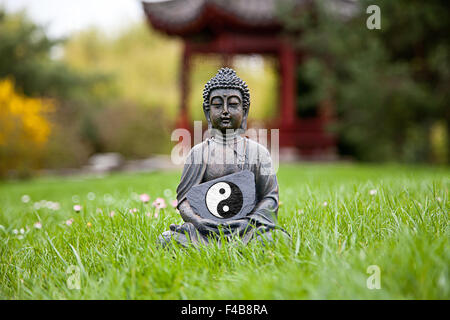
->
<box><xmin>228</xmin><ymin>96</ymin><xmax>240</xmax><ymax>107</ymax></box>
<box><xmin>211</xmin><ymin>97</ymin><xmax>223</xmax><ymax>106</ymax></box>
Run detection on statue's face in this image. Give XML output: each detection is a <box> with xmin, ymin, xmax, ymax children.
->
<box><xmin>209</xmin><ymin>88</ymin><xmax>244</xmax><ymax>133</ymax></box>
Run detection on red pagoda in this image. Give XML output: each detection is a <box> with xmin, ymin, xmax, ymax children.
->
<box><xmin>142</xmin><ymin>0</ymin><xmax>341</xmax><ymax>159</ymax></box>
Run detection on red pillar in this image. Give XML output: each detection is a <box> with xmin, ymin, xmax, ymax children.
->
<box><xmin>279</xmin><ymin>41</ymin><xmax>297</xmax><ymax>146</ymax></box>
<box><xmin>176</xmin><ymin>41</ymin><xmax>191</xmax><ymax>130</ymax></box>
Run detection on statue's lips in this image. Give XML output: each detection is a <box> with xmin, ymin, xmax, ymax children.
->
<box><xmin>220</xmin><ymin>118</ymin><xmax>231</xmax><ymax>123</ymax></box>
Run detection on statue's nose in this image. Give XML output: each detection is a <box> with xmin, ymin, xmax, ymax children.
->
<box><xmin>222</xmin><ymin>103</ymin><xmax>229</xmax><ymax>114</ymax></box>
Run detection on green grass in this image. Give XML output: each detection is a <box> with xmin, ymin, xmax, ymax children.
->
<box><xmin>0</xmin><ymin>164</ymin><xmax>448</xmax><ymax>299</ymax></box>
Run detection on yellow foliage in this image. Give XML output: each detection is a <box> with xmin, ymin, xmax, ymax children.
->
<box><xmin>0</xmin><ymin>78</ymin><xmax>53</xmax><ymax>176</ymax></box>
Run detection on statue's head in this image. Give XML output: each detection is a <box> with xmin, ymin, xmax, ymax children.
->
<box><xmin>203</xmin><ymin>67</ymin><xmax>250</xmax><ymax>133</ymax></box>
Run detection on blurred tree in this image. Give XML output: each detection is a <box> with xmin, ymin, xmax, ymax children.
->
<box><xmin>0</xmin><ymin>9</ymin><xmax>113</xmax><ymax>173</ymax></box>
<box><xmin>0</xmin><ymin>9</ymin><xmax>95</xmax><ymax>99</ymax></box>
<box><xmin>281</xmin><ymin>0</ymin><xmax>449</xmax><ymax>163</ymax></box>
<box><xmin>63</xmin><ymin>24</ymin><xmax>181</xmax><ymax>157</ymax></box>
<box><xmin>94</xmin><ymin>102</ymin><xmax>172</xmax><ymax>158</ymax></box>
<box><xmin>63</xmin><ymin>24</ymin><xmax>181</xmax><ymax>117</ymax></box>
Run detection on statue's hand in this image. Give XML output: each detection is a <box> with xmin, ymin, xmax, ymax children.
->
<box><xmin>169</xmin><ymin>217</ymin><xmax>219</xmax><ymax>235</ymax></box>
<box><xmin>191</xmin><ymin>215</ymin><xmax>221</xmax><ymax>235</ymax></box>
<box><xmin>219</xmin><ymin>218</ymin><xmax>254</xmax><ymax>235</ymax></box>
<box><xmin>195</xmin><ymin>217</ymin><xmax>255</xmax><ymax>236</ymax></box>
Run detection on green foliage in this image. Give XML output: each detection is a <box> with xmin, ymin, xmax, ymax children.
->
<box><xmin>63</xmin><ymin>24</ymin><xmax>181</xmax><ymax>117</ymax></box>
<box><xmin>0</xmin><ymin>9</ymin><xmax>92</xmax><ymax>99</ymax></box>
<box><xmin>0</xmin><ymin>164</ymin><xmax>448</xmax><ymax>299</ymax></box>
<box><xmin>0</xmin><ymin>10</ymin><xmax>177</xmax><ymax>171</ymax></box>
<box><xmin>94</xmin><ymin>103</ymin><xmax>173</xmax><ymax>157</ymax></box>
<box><xmin>281</xmin><ymin>0</ymin><xmax>449</xmax><ymax>163</ymax></box>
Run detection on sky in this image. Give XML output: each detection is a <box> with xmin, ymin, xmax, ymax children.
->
<box><xmin>0</xmin><ymin>0</ymin><xmax>163</xmax><ymax>38</ymax></box>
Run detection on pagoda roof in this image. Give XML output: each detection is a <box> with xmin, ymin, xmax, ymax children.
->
<box><xmin>142</xmin><ymin>0</ymin><xmax>359</xmax><ymax>37</ymax></box>
<box><xmin>142</xmin><ymin>0</ymin><xmax>292</xmax><ymax>36</ymax></box>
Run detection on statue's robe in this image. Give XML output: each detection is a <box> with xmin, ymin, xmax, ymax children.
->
<box><xmin>159</xmin><ymin>134</ymin><xmax>290</xmax><ymax>247</ymax></box>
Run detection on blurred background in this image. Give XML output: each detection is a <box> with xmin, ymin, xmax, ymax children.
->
<box><xmin>0</xmin><ymin>0</ymin><xmax>448</xmax><ymax>179</ymax></box>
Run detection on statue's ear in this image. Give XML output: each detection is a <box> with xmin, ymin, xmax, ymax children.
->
<box><xmin>240</xmin><ymin>108</ymin><xmax>249</xmax><ymax>130</ymax></box>
<box><xmin>203</xmin><ymin>107</ymin><xmax>212</xmax><ymax>129</ymax></box>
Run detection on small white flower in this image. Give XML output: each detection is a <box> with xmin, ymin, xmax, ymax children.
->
<box><xmin>20</xmin><ymin>228</ymin><xmax>25</xmax><ymax>234</ymax></box>
<box><xmin>66</xmin><ymin>219</ymin><xmax>74</xmax><ymax>226</ymax></box>
<box><xmin>33</xmin><ymin>222</ymin><xmax>42</xmax><ymax>229</ymax></box>
<box><xmin>21</xmin><ymin>195</ymin><xmax>30</xmax><ymax>203</ymax></box>
<box><xmin>163</xmin><ymin>189</ymin><xmax>173</xmax><ymax>198</ymax></box>
<box><xmin>323</xmin><ymin>201</ymin><xmax>328</xmax><ymax>207</ymax></box>
<box><xmin>51</xmin><ymin>202</ymin><xmax>61</xmax><ymax>210</ymax></box>
<box><xmin>12</xmin><ymin>229</ymin><xmax>18</xmax><ymax>235</ymax></box>
<box><xmin>104</xmin><ymin>194</ymin><xmax>114</xmax><ymax>204</ymax></box>
<box><xmin>130</xmin><ymin>192</ymin><xmax>139</xmax><ymax>201</ymax></box>
<box><xmin>437</xmin><ymin>197</ymin><xmax>442</xmax><ymax>202</ymax></box>
<box><xmin>33</xmin><ymin>202</ymin><xmax>41</xmax><ymax>210</ymax></box>
<box><xmin>109</xmin><ymin>211</ymin><xmax>115</xmax><ymax>218</ymax></box>
<box><xmin>369</xmin><ymin>189</ymin><xmax>377</xmax><ymax>196</ymax></box>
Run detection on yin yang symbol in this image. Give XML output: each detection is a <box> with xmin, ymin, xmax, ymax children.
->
<box><xmin>205</xmin><ymin>181</ymin><xmax>243</xmax><ymax>219</ymax></box>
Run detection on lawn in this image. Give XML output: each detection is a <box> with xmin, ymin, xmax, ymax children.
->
<box><xmin>0</xmin><ymin>164</ymin><xmax>448</xmax><ymax>299</ymax></box>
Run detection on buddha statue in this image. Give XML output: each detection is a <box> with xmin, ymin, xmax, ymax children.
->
<box><xmin>159</xmin><ymin>67</ymin><xmax>290</xmax><ymax>247</ymax></box>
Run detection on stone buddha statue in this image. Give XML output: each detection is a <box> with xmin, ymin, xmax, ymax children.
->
<box><xmin>159</xmin><ymin>67</ymin><xmax>290</xmax><ymax>247</ymax></box>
